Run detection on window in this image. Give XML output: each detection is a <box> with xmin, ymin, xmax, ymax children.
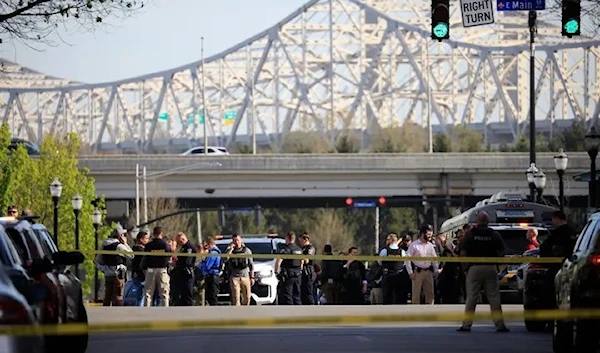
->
<box><xmin>216</xmin><ymin>242</ymin><xmax>276</xmax><ymax>262</ymax></box>
<box><xmin>35</xmin><ymin>229</ymin><xmax>58</xmax><ymax>254</ymax></box>
<box><xmin>190</xmin><ymin>148</ymin><xmax>204</xmax><ymax>154</ymax></box>
<box><xmin>6</xmin><ymin>229</ymin><xmax>30</xmax><ymax>262</ymax></box>
<box><xmin>217</xmin><ymin>148</ymin><xmax>228</xmax><ymax>153</ymax></box>
<box><xmin>0</xmin><ymin>230</ymin><xmax>22</xmax><ymax>266</ymax></box>
<box><xmin>575</xmin><ymin>219</ymin><xmax>600</xmax><ymax>252</ymax></box>
<box><xmin>21</xmin><ymin>230</ymin><xmax>43</xmax><ymax>260</ymax></box>
<box><xmin>495</xmin><ymin>229</ymin><xmax>550</xmax><ymax>255</ymax></box>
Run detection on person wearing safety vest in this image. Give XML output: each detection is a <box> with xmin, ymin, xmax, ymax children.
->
<box><xmin>96</xmin><ymin>225</ymin><xmax>134</xmax><ymax>306</ymax></box>
<box><xmin>225</xmin><ymin>234</ymin><xmax>254</xmax><ymax>306</ymax></box>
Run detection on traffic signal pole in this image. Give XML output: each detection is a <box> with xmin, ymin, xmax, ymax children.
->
<box><xmin>528</xmin><ymin>11</ymin><xmax>537</xmax><ymax>172</ymax></box>
<box><xmin>375</xmin><ymin>206</ymin><xmax>380</xmax><ymax>252</ymax></box>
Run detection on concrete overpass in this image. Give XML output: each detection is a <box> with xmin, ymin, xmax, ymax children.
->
<box><xmin>79</xmin><ymin>152</ymin><xmax>591</xmax><ymax>200</ymax></box>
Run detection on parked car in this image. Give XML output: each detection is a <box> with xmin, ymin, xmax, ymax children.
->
<box><xmin>181</xmin><ymin>146</ymin><xmax>229</xmax><ymax>155</ymax></box>
<box><xmin>0</xmin><ymin>265</ymin><xmax>45</xmax><ymax>353</ymax></box>
<box><xmin>553</xmin><ymin>212</ymin><xmax>600</xmax><ymax>353</ymax></box>
<box><xmin>0</xmin><ymin>217</ymin><xmax>87</xmax><ymax>353</ymax></box>
<box><xmin>8</xmin><ymin>138</ymin><xmax>40</xmax><ymax>156</ymax></box>
<box><xmin>515</xmin><ymin>248</ymin><xmax>540</xmax><ymax>299</ymax></box>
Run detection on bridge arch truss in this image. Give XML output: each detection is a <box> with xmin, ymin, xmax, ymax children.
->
<box><xmin>1</xmin><ymin>0</ymin><xmax>600</xmax><ymax>151</ymax></box>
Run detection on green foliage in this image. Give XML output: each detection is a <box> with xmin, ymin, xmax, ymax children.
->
<box><xmin>0</xmin><ymin>0</ymin><xmax>144</xmax><ymax>44</ymax></box>
<box><xmin>371</xmin><ymin>123</ymin><xmax>427</xmax><ymax>153</ymax></box>
<box><xmin>281</xmin><ymin>131</ymin><xmax>330</xmax><ymax>153</ymax></box>
<box><xmin>433</xmin><ymin>133</ymin><xmax>452</xmax><ymax>152</ymax></box>
<box><xmin>335</xmin><ymin>134</ymin><xmax>360</xmax><ymax>153</ymax></box>
<box><xmin>0</xmin><ymin>127</ymin><xmax>108</xmax><ymax>296</ymax></box>
<box><xmin>450</xmin><ymin>125</ymin><xmax>484</xmax><ymax>152</ymax></box>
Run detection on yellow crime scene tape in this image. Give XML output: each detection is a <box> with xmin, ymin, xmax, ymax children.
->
<box><xmin>2</xmin><ymin>309</ymin><xmax>600</xmax><ymax>336</ymax></box>
<box><xmin>89</xmin><ymin>249</ymin><xmax>564</xmax><ymax>264</ymax></box>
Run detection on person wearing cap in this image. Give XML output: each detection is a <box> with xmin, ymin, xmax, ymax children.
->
<box><xmin>96</xmin><ymin>225</ymin><xmax>134</xmax><ymax>306</ymax></box>
<box><xmin>405</xmin><ymin>224</ymin><xmax>438</xmax><ymax>305</ymax></box>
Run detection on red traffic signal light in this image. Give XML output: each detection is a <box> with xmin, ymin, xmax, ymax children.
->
<box><xmin>378</xmin><ymin>197</ymin><xmax>386</xmax><ymax>206</ymax></box>
<box><xmin>345</xmin><ymin>197</ymin><xmax>353</xmax><ymax>206</ymax></box>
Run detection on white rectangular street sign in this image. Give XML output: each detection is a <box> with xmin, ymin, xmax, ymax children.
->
<box><xmin>460</xmin><ymin>0</ymin><xmax>495</xmax><ymax>27</ymax></box>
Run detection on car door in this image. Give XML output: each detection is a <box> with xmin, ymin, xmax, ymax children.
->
<box><xmin>558</xmin><ymin>219</ymin><xmax>597</xmax><ymax>309</ymax></box>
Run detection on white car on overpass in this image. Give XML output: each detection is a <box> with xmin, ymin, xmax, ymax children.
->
<box><xmin>214</xmin><ymin>234</ymin><xmax>284</xmax><ymax>305</ymax></box>
<box><xmin>181</xmin><ymin>146</ymin><xmax>229</xmax><ymax>155</ymax></box>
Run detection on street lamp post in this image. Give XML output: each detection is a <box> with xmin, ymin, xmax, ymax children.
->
<box><xmin>533</xmin><ymin>169</ymin><xmax>547</xmax><ymax>204</ymax></box>
<box><xmin>585</xmin><ymin>126</ymin><xmax>600</xmax><ymax>209</ymax></box>
<box><xmin>92</xmin><ymin>209</ymin><xmax>102</xmax><ymax>303</ymax></box>
<box><xmin>71</xmin><ymin>194</ymin><xmax>83</xmax><ymax>279</ymax></box>
<box><xmin>553</xmin><ymin>149</ymin><xmax>568</xmax><ymax>211</ymax></box>
<box><xmin>49</xmin><ymin>178</ymin><xmax>63</xmax><ymax>245</ymax></box>
<box><xmin>526</xmin><ymin>163</ymin><xmax>538</xmax><ymax>202</ymax></box>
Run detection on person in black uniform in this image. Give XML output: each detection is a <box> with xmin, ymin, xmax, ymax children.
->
<box><xmin>378</xmin><ymin>233</ymin><xmax>407</xmax><ymax>304</ymax></box>
<box><xmin>172</xmin><ymin>232</ymin><xmax>196</xmax><ymax>306</ymax></box>
<box><xmin>141</xmin><ymin>227</ymin><xmax>172</xmax><ymax>307</ymax></box>
<box><xmin>342</xmin><ymin>247</ymin><xmax>367</xmax><ymax>304</ymax></box>
<box><xmin>539</xmin><ymin>210</ymin><xmax>578</xmax><ymax>310</ymax></box>
<box><xmin>275</xmin><ymin>231</ymin><xmax>303</xmax><ymax>305</ymax></box>
<box><xmin>299</xmin><ymin>233</ymin><xmax>317</xmax><ymax>305</ymax></box>
<box><xmin>457</xmin><ymin>211</ymin><xmax>509</xmax><ymax>332</ymax></box>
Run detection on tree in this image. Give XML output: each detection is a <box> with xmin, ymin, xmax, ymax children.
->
<box><xmin>303</xmin><ymin>209</ymin><xmax>355</xmax><ymax>254</ymax></box>
<box><xmin>371</xmin><ymin>123</ymin><xmax>427</xmax><ymax>153</ymax></box>
<box><xmin>335</xmin><ymin>134</ymin><xmax>360</xmax><ymax>153</ymax></box>
<box><xmin>433</xmin><ymin>133</ymin><xmax>452</xmax><ymax>152</ymax></box>
<box><xmin>0</xmin><ymin>129</ymin><xmax>111</xmax><ymax>296</ymax></box>
<box><xmin>0</xmin><ymin>0</ymin><xmax>144</xmax><ymax>44</ymax></box>
<box><xmin>449</xmin><ymin>125</ymin><xmax>484</xmax><ymax>152</ymax></box>
<box><xmin>134</xmin><ymin>196</ymin><xmax>194</xmax><ymax>239</ymax></box>
<box><xmin>281</xmin><ymin>131</ymin><xmax>330</xmax><ymax>153</ymax></box>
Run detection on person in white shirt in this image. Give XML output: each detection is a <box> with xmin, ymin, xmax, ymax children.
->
<box><xmin>405</xmin><ymin>224</ymin><xmax>439</xmax><ymax>305</ymax></box>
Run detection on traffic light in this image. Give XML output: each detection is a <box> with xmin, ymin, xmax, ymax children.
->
<box><xmin>377</xmin><ymin>197</ymin><xmax>387</xmax><ymax>207</ymax></box>
<box><xmin>431</xmin><ymin>0</ymin><xmax>450</xmax><ymax>41</ymax></box>
<box><xmin>562</xmin><ymin>0</ymin><xmax>581</xmax><ymax>37</ymax></box>
<box><xmin>345</xmin><ymin>197</ymin><xmax>354</xmax><ymax>215</ymax></box>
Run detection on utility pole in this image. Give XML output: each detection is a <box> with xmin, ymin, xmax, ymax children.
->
<box><xmin>529</xmin><ymin>11</ymin><xmax>537</xmax><ymax>167</ymax></box>
<box><xmin>201</xmin><ymin>36</ymin><xmax>208</xmax><ymax>155</ymax></box>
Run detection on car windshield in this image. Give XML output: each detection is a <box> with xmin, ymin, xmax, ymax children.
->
<box><xmin>216</xmin><ymin>242</ymin><xmax>275</xmax><ymax>262</ymax></box>
<box><xmin>0</xmin><ymin>231</ymin><xmax>23</xmax><ymax>266</ymax></box>
<box><xmin>494</xmin><ymin>228</ymin><xmax>549</xmax><ymax>255</ymax></box>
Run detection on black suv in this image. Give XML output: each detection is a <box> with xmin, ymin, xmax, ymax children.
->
<box><xmin>552</xmin><ymin>212</ymin><xmax>600</xmax><ymax>353</ymax></box>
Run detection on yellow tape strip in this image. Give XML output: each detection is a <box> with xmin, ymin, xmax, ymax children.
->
<box><xmin>88</xmin><ymin>249</ymin><xmax>564</xmax><ymax>263</ymax></box>
<box><xmin>2</xmin><ymin>309</ymin><xmax>599</xmax><ymax>336</ymax></box>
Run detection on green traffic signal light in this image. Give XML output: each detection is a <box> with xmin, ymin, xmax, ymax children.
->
<box><xmin>432</xmin><ymin>23</ymin><xmax>449</xmax><ymax>38</ymax></box>
<box><xmin>564</xmin><ymin>19</ymin><xmax>579</xmax><ymax>34</ymax></box>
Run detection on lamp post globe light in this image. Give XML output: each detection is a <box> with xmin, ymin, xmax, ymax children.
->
<box><xmin>554</xmin><ymin>149</ymin><xmax>568</xmax><ymax>211</ymax></box>
<box><xmin>526</xmin><ymin>163</ymin><xmax>539</xmax><ymax>202</ymax></box>
<box><xmin>92</xmin><ymin>208</ymin><xmax>102</xmax><ymax>303</ymax></box>
<box><xmin>585</xmin><ymin>126</ymin><xmax>600</xmax><ymax>209</ymax></box>
<box><xmin>71</xmin><ymin>194</ymin><xmax>83</xmax><ymax>279</ymax></box>
<box><xmin>49</xmin><ymin>178</ymin><xmax>62</xmax><ymax>245</ymax></box>
<box><xmin>533</xmin><ymin>169</ymin><xmax>547</xmax><ymax>203</ymax></box>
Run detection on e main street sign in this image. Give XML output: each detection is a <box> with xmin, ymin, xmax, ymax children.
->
<box><xmin>496</xmin><ymin>0</ymin><xmax>546</xmax><ymax>11</ymax></box>
<box><xmin>460</xmin><ymin>0</ymin><xmax>495</xmax><ymax>27</ymax></box>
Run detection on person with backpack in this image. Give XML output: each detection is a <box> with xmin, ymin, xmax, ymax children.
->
<box><xmin>95</xmin><ymin>226</ymin><xmax>134</xmax><ymax>306</ymax></box>
<box><xmin>226</xmin><ymin>234</ymin><xmax>255</xmax><ymax>306</ymax></box>
<box><xmin>199</xmin><ymin>237</ymin><xmax>222</xmax><ymax>306</ymax></box>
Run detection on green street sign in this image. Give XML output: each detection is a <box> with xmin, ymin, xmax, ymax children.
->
<box><xmin>432</xmin><ymin>23</ymin><xmax>449</xmax><ymax>38</ymax></box>
<box><xmin>224</xmin><ymin>111</ymin><xmax>237</xmax><ymax>120</ymax></box>
<box><xmin>158</xmin><ymin>112</ymin><xmax>168</xmax><ymax>121</ymax></box>
<box><xmin>187</xmin><ymin>110</ymin><xmax>205</xmax><ymax>124</ymax></box>
<box><xmin>564</xmin><ymin>19</ymin><xmax>579</xmax><ymax>34</ymax></box>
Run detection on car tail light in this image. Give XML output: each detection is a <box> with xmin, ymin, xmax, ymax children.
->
<box><xmin>0</xmin><ymin>298</ymin><xmax>29</xmax><ymax>325</ymax></box>
<box><xmin>590</xmin><ymin>254</ymin><xmax>600</xmax><ymax>266</ymax></box>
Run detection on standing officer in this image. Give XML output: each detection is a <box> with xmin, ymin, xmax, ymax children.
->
<box><xmin>378</xmin><ymin>233</ymin><xmax>408</xmax><ymax>304</ymax></box>
<box><xmin>199</xmin><ymin>237</ymin><xmax>222</xmax><ymax>306</ymax></box>
<box><xmin>226</xmin><ymin>234</ymin><xmax>254</xmax><ymax>306</ymax></box>
<box><xmin>299</xmin><ymin>233</ymin><xmax>317</xmax><ymax>305</ymax></box>
<box><xmin>275</xmin><ymin>231</ymin><xmax>303</xmax><ymax>305</ymax></box>
<box><xmin>457</xmin><ymin>211</ymin><xmax>509</xmax><ymax>332</ymax></box>
<box><xmin>173</xmin><ymin>232</ymin><xmax>196</xmax><ymax>306</ymax></box>
<box><xmin>141</xmin><ymin>227</ymin><xmax>172</xmax><ymax>307</ymax></box>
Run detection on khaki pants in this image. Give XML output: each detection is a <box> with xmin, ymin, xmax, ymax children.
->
<box><xmin>145</xmin><ymin>268</ymin><xmax>170</xmax><ymax>307</ymax></box>
<box><xmin>411</xmin><ymin>269</ymin><xmax>434</xmax><ymax>305</ymax></box>
<box><xmin>369</xmin><ymin>287</ymin><xmax>383</xmax><ymax>305</ymax></box>
<box><xmin>462</xmin><ymin>265</ymin><xmax>505</xmax><ymax>328</ymax></box>
<box><xmin>230</xmin><ymin>276</ymin><xmax>251</xmax><ymax>306</ymax></box>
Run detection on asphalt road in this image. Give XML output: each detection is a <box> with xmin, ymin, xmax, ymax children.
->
<box><xmin>87</xmin><ymin>323</ymin><xmax>552</xmax><ymax>353</ymax></box>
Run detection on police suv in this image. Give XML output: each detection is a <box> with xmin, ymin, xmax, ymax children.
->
<box><xmin>214</xmin><ymin>234</ymin><xmax>284</xmax><ymax>305</ymax></box>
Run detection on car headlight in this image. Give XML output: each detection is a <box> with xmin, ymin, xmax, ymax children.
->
<box><xmin>254</xmin><ymin>269</ymin><xmax>274</xmax><ymax>278</ymax></box>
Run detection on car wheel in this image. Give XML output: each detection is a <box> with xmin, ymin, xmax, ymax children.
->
<box><xmin>552</xmin><ymin>320</ymin><xmax>573</xmax><ymax>353</ymax></box>
<box><xmin>525</xmin><ymin>319</ymin><xmax>547</xmax><ymax>332</ymax></box>
<box><xmin>573</xmin><ymin>319</ymin><xmax>598</xmax><ymax>353</ymax></box>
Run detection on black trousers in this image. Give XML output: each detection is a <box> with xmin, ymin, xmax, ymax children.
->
<box><xmin>382</xmin><ymin>272</ymin><xmax>408</xmax><ymax>304</ymax></box>
<box><xmin>174</xmin><ymin>274</ymin><xmax>194</xmax><ymax>306</ymax></box>
<box><xmin>205</xmin><ymin>274</ymin><xmax>220</xmax><ymax>306</ymax></box>
<box><xmin>301</xmin><ymin>272</ymin><xmax>316</xmax><ymax>305</ymax></box>
<box><xmin>279</xmin><ymin>271</ymin><xmax>301</xmax><ymax>305</ymax></box>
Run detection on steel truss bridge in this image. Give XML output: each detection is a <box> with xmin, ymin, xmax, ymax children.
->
<box><xmin>1</xmin><ymin>0</ymin><xmax>600</xmax><ymax>153</ymax></box>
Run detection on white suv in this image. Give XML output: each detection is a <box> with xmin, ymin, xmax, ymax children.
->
<box><xmin>214</xmin><ymin>234</ymin><xmax>284</xmax><ymax>305</ymax></box>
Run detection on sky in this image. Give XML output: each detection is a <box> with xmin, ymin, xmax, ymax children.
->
<box><xmin>2</xmin><ymin>0</ymin><xmax>307</xmax><ymax>84</ymax></box>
